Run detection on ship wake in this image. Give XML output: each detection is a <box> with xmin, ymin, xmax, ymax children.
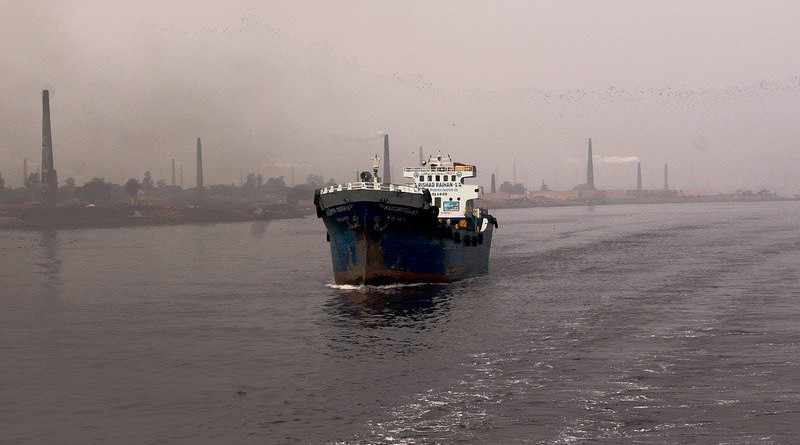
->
<box><xmin>325</xmin><ymin>282</ymin><xmax>444</xmax><ymax>292</ymax></box>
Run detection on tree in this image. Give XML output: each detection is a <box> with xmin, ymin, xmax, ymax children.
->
<box><xmin>78</xmin><ymin>178</ymin><xmax>113</xmax><ymax>204</ymax></box>
<box><xmin>59</xmin><ymin>177</ymin><xmax>77</xmax><ymax>201</ymax></box>
<box><xmin>264</xmin><ymin>176</ymin><xmax>286</xmax><ymax>194</ymax></box>
<box><xmin>245</xmin><ymin>173</ymin><xmax>264</xmax><ymax>189</ymax></box>
<box><xmin>499</xmin><ymin>181</ymin><xmax>526</xmax><ymax>194</ymax></box>
<box><xmin>25</xmin><ymin>172</ymin><xmax>40</xmax><ymax>204</ymax></box>
<box><xmin>24</xmin><ymin>172</ymin><xmax>40</xmax><ymax>190</ymax></box>
<box><xmin>124</xmin><ymin>178</ymin><xmax>141</xmax><ymax>200</ymax></box>
<box><xmin>266</xmin><ymin>176</ymin><xmax>285</xmax><ymax>187</ymax></box>
<box><xmin>306</xmin><ymin>174</ymin><xmax>324</xmax><ymax>188</ymax></box>
<box><xmin>141</xmin><ymin>170</ymin><xmax>154</xmax><ymax>194</ymax></box>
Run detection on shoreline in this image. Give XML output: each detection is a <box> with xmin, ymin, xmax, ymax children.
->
<box><xmin>483</xmin><ymin>195</ymin><xmax>798</xmax><ymax>210</ymax></box>
<box><xmin>2</xmin><ymin>196</ymin><xmax>794</xmax><ymax>230</ymax></box>
<box><xmin>0</xmin><ymin>204</ymin><xmax>311</xmax><ymax>230</ymax></box>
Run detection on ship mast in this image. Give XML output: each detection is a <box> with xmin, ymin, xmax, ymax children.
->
<box><xmin>371</xmin><ymin>154</ymin><xmax>381</xmax><ymax>184</ymax></box>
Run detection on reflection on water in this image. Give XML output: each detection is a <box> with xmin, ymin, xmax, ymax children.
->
<box><xmin>325</xmin><ymin>284</ymin><xmax>451</xmax><ymax>326</ymax></box>
<box><xmin>3</xmin><ymin>203</ymin><xmax>800</xmax><ymax>444</ymax></box>
<box><xmin>248</xmin><ymin>221</ymin><xmax>271</xmax><ymax>238</ymax></box>
<box><xmin>37</xmin><ymin>230</ymin><xmax>61</xmax><ymax>297</ymax></box>
<box><xmin>321</xmin><ymin>284</ymin><xmax>454</xmax><ymax>360</ymax></box>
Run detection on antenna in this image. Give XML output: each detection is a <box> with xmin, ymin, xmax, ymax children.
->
<box><xmin>371</xmin><ymin>154</ymin><xmax>381</xmax><ymax>183</ymax></box>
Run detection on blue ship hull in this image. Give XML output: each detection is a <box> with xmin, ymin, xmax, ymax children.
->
<box><xmin>315</xmin><ymin>189</ymin><xmax>494</xmax><ymax>285</ymax></box>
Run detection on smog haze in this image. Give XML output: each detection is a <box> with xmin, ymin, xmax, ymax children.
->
<box><xmin>2</xmin><ymin>0</ymin><xmax>800</xmax><ymax>193</ymax></box>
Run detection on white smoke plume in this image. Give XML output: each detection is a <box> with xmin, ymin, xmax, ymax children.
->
<box><xmin>564</xmin><ymin>155</ymin><xmax>640</xmax><ymax>165</ymax></box>
<box><xmin>596</xmin><ymin>155</ymin><xmax>640</xmax><ymax>164</ymax></box>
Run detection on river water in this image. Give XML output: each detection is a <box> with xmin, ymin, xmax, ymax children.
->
<box><xmin>1</xmin><ymin>201</ymin><xmax>798</xmax><ymax>444</ymax></box>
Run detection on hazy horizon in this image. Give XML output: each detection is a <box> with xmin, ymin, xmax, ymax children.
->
<box><xmin>2</xmin><ymin>1</ymin><xmax>799</xmax><ymax>193</ymax></box>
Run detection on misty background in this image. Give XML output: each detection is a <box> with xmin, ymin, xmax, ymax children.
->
<box><xmin>2</xmin><ymin>0</ymin><xmax>799</xmax><ymax>193</ymax></box>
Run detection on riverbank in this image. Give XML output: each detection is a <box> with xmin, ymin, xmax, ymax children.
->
<box><xmin>0</xmin><ymin>203</ymin><xmax>310</xmax><ymax>229</ymax></box>
<box><xmin>481</xmin><ymin>193</ymin><xmax>797</xmax><ymax>209</ymax></box>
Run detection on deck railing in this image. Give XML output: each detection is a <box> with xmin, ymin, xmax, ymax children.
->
<box><xmin>319</xmin><ymin>182</ymin><xmax>424</xmax><ymax>195</ymax></box>
<box><xmin>403</xmin><ymin>166</ymin><xmax>475</xmax><ymax>173</ymax></box>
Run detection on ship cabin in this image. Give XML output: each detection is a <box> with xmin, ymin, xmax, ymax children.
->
<box><xmin>403</xmin><ymin>152</ymin><xmax>484</xmax><ymax>220</ymax></box>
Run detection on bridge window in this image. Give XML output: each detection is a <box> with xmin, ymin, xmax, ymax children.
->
<box><xmin>435</xmin><ymin>175</ymin><xmax>440</xmax><ymax>181</ymax></box>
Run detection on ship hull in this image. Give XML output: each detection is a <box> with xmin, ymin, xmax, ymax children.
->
<box><xmin>316</xmin><ymin>189</ymin><xmax>493</xmax><ymax>285</ymax></box>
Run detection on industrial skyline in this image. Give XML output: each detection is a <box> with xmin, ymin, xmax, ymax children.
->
<box><xmin>5</xmin><ymin>119</ymin><xmax>770</xmax><ymax>197</ymax></box>
<box><xmin>2</xmin><ymin>2</ymin><xmax>799</xmax><ymax>194</ymax></box>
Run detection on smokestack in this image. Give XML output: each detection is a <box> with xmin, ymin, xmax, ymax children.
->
<box><xmin>664</xmin><ymin>164</ymin><xmax>669</xmax><ymax>190</ymax></box>
<box><xmin>636</xmin><ymin>162</ymin><xmax>642</xmax><ymax>191</ymax></box>
<box><xmin>196</xmin><ymin>137</ymin><xmax>204</xmax><ymax>195</ymax></box>
<box><xmin>40</xmin><ymin>90</ymin><xmax>58</xmax><ymax>207</ymax></box>
<box><xmin>490</xmin><ymin>173</ymin><xmax>496</xmax><ymax>194</ymax></box>
<box><xmin>586</xmin><ymin>138</ymin><xmax>595</xmax><ymax>190</ymax></box>
<box><xmin>419</xmin><ymin>146</ymin><xmax>423</xmax><ymax>165</ymax></box>
<box><xmin>179</xmin><ymin>164</ymin><xmax>184</xmax><ymax>188</ymax></box>
<box><xmin>383</xmin><ymin>134</ymin><xmax>391</xmax><ymax>184</ymax></box>
<box><xmin>23</xmin><ymin>157</ymin><xmax>28</xmax><ymax>186</ymax></box>
<box><xmin>171</xmin><ymin>158</ymin><xmax>176</xmax><ymax>187</ymax></box>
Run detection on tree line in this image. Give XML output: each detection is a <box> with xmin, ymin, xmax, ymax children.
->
<box><xmin>0</xmin><ymin>170</ymin><xmax>336</xmax><ymax>206</ymax></box>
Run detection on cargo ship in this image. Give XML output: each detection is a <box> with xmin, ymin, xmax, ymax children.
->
<box><xmin>314</xmin><ymin>152</ymin><xmax>497</xmax><ymax>285</ymax></box>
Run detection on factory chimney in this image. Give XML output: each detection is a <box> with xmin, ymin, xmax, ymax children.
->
<box><xmin>179</xmin><ymin>164</ymin><xmax>184</xmax><ymax>188</ymax></box>
<box><xmin>171</xmin><ymin>158</ymin><xmax>176</xmax><ymax>187</ymax></box>
<box><xmin>419</xmin><ymin>146</ymin><xmax>424</xmax><ymax>165</ymax></box>
<box><xmin>196</xmin><ymin>137</ymin><xmax>204</xmax><ymax>196</ymax></box>
<box><xmin>664</xmin><ymin>164</ymin><xmax>669</xmax><ymax>190</ymax></box>
<box><xmin>586</xmin><ymin>138</ymin><xmax>595</xmax><ymax>190</ymax></box>
<box><xmin>636</xmin><ymin>162</ymin><xmax>642</xmax><ymax>191</ymax></box>
<box><xmin>490</xmin><ymin>173</ymin><xmax>496</xmax><ymax>194</ymax></box>
<box><xmin>23</xmin><ymin>157</ymin><xmax>28</xmax><ymax>186</ymax></box>
<box><xmin>40</xmin><ymin>90</ymin><xmax>58</xmax><ymax>207</ymax></box>
<box><xmin>383</xmin><ymin>134</ymin><xmax>391</xmax><ymax>184</ymax></box>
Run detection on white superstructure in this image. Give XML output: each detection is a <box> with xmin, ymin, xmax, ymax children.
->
<box><xmin>403</xmin><ymin>151</ymin><xmax>482</xmax><ymax>218</ymax></box>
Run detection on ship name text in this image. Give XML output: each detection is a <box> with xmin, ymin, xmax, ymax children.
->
<box><xmin>326</xmin><ymin>204</ymin><xmax>353</xmax><ymax>216</ymax></box>
<box><xmin>379</xmin><ymin>204</ymin><xmax>419</xmax><ymax>215</ymax></box>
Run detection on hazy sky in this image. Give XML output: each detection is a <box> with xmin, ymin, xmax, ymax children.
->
<box><xmin>2</xmin><ymin>0</ymin><xmax>799</xmax><ymax>192</ymax></box>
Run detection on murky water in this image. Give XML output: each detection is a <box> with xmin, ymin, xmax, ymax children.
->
<box><xmin>1</xmin><ymin>201</ymin><xmax>798</xmax><ymax>444</ymax></box>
